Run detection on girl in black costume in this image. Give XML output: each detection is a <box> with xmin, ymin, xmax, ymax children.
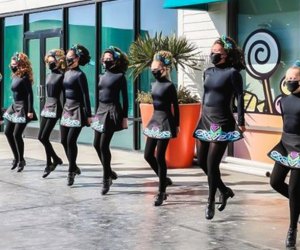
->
<box><xmin>38</xmin><ymin>49</ymin><xmax>65</xmax><ymax>178</ymax></box>
<box><xmin>91</xmin><ymin>46</ymin><xmax>129</xmax><ymax>195</ymax></box>
<box><xmin>144</xmin><ymin>51</ymin><xmax>179</xmax><ymax>206</ymax></box>
<box><xmin>269</xmin><ymin>63</ymin><xmax>300</xmax><ymax>249</ymax></box>
<box><xmin>3</xmin><ymin>52</ymin><xmax>37</xmax><ymax>172</ymax></box>
<box><xmin>60</xmin><ymin>44</ymin><xmax>92</xmax><ymax>186</ymax></box>
<box><xmin>0</xmin><ymin>73</ymin><xmax>3</xmax><ymax>126</ymax></box>
<box><xmin>193</xmin><ymin>36</ymin><xmax>245</xmax><ymax>219</ymax></box>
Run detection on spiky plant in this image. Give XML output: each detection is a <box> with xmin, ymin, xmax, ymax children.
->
<box><xmin>129</xmin><ymin>32</ymin><xmax>202</xmax><ymax>80</ymax></box>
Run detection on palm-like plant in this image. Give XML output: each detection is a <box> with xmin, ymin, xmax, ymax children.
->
<box><xmin>129</xmin><ymin>32</ymin><xmax>202</xmax><ymax>80</ymax></box>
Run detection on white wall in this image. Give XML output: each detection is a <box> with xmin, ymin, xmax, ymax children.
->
<box><xmin>177</xmin><ymin>3</ymin><xmax>227</xmax><ymax>100</ymax></box>
<box><xmin>0</xmin><ymin>0</ymin><xmax>86</xmax><ymax>14</ymax></box>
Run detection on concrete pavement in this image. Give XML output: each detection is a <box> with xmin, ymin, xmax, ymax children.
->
<box><xmin>0</xmin><ymin>133</ymin><xmax>292</xmax><ymax>250</ymax></box>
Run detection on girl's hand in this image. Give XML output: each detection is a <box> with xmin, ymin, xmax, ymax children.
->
<box><xmin>27</xmin><ymin>113</ymin><xmax>33</xmax><ymax>119</ymax></box>
<box><xmin>87</xmin><ymin>117</ymin><xmax>92</xmax><ymax>125</ymax></box>
<box><xmin>122</xmin><ymin>118</ymin><xmax>128</xmax><ymax>129</ymax></box>
<box><xmin>176</xmin><ymin>127</ymin><xmax>180</xmax><ymax>135</ymax></box>
<box><xmin>239</xmin><ymin>125</ymin><xmax>246</xmax><ymax>132</ymax></box>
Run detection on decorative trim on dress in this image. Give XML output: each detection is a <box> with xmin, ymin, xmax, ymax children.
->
<box><xmin>41</xmin><ymin>110</ymin><xmax>56</xmax><ymax>118</ymax></box>
<box><xmin>143</xmin><ymin>127</ymin><xmax>172</xmax><ymax>139</ymax></box>
<box><xmin>3</xmin><ymin>112</ymin><xmax>26</xmax><ymax>123</ymax></box>
<box><xmin>269</xmin><ymin>150</ymin><xmax>300</xmax><ymax>168</ymax></box>
<box><xmin>194</xmin><ymin>123</ymin><xmax>241</xmax><ymax>142</ymax></box>
<box><xmin>60</xmin><ymin>116</ymin><xmax>81</xmax><ymax>127</ymax></box>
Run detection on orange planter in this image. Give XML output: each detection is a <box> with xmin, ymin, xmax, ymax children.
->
<box><xmin>140</xmin><ymin>103</ymin><xmax>201</xmax><ymax>168</ymax></box>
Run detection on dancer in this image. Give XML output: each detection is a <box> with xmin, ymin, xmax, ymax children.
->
<box><xmin>3</xmin><ymin>52</ymin><xmax>37</xmax><ymax>172</ymax></box>
<box><xmin>144</xmin><ymin>51</ymin><xmax>179</xmax><ymax>206</ymax></box>
<box><xmin>38</xmin><ymin>49</ymin><xmax>65</xmax><ymax>178</ymax></box>
<box><xmin>193</xmin><ymin>36</ymin><xmax>245</xmax><ymax>219</ymax></box>
<box><xmin>60</xmin><ymin>44</ymin><xmax>92</xmax><ymax>186</ymax></box>
<box><xmin>0</xmin><ymin>72</ymin><xmax>3</xmax><ymax>126</ymax></box>
<box><xmin>91</xmin><ymin>46</ymin><xmax>128</xmax><ymax>195</ymax></box>
<box><xmin>269</xmin><ymin>62</ymin><xmax>300</xmax><ymax>249</ymax></box>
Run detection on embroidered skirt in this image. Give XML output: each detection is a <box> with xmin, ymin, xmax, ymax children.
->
<box><xmin>91</xmin><ymin>102</ymin><xmax>124</xmax><ymax>133</ymax></box>
<box><xmin>41</xmin><ymin>97</ymin><xmax>61</xmax><ymax>119</ymax></box>
<box><xmin>60</xmin><ymin>99</ymin><xmax>86</xmax><ymax>128</ymax></box>
<box><xmin>143</xmin><ymin>110</ymin><xmax>177</xmax><ymax>139</ymax></box>
<box><xmin>3</xmin><ymin>101</ymin><xmax>37</xmax><ymax>123</ymax></box>
<box><xmin>193</xmin><ymin>106</ymin><xmax>243</xmax><ymax>142</ymax></box>
<box><xmin>268</xmin><ymin>132</ymin><xmax>300</xmax><ymax>169</ymax></box>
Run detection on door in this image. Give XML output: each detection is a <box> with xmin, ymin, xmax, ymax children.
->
<box><xmin>23</xmin><ymin>29</ymin><xmax>62</xmax><ymax>138</ymax></box>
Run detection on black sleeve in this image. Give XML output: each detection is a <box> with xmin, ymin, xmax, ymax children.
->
<box><xmin>170</xmin><ymin>83</ymin><xmax>180</xmax><ymax>127</ymax></box>
<box><xmin>78</xmin><ymin>72</ymin><xmax>92</xmax><ymax>117</ymax></box>
<box><xmin>231</xmin><ymin>70</ymin><xmax>245</xmax><ymax>126</ymax></box>
<box><xmin>24</xmin><ymin>76</ymin><xmax>34</xmax><ymax>113</ymax></box>
<box><xmin>121</xmin><ymin>74</ymin><xmax>128</xmax><ymax>118</ymax></box>
<box><xmin>59</xmin><ymin>75</ymin><xmax>65</xmax><ymax>108</ymax></box>
<box><xmin>201</xmin><ymin>70</ymin><xmax>206</xmax><ymax>105</ymax></box>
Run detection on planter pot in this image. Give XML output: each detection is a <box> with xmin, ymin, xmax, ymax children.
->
<box><xmin>140</xmin><ymin>103</ymin><xmax>201</xmax><ymax>168</ymax></box>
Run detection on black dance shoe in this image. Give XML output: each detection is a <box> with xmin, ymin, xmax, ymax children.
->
<box><xmin>111</xmin><ymin>170</ymin><xmax>118</xmax><ymax>180</ymax></box>
<box><xmin>205</xmin><ymin>201</ymin><xmax>215</xmax><ymax>220</ymax></box>
<box><xmin>166</xmin><ymin>177</ymin><xmax>173</xmax><ymax>186</ymax></box>
<box><xmin>217</xmin><ymin>187</ymin><xmax>235</xmax><ymax>212</ymax></box>
<box><xmin>74</xmin><ymin>166</ymin><xmax>81</xmax><ymax>175</ymax></box>
<box><xmin>50</xmin><ymin>158</ymin><xmax>63</xmax><ymax>171</ymax></box>
<box><xmin>154</xmin><ymin>192</ymin><xmax>168</xmax><ymax>206</ymax></box>
<box><xmin>102</xmin><ymin>177</ymin><xmax>113</xmax><ymax>195</ymax></box>
<box><xmin>67</xmin><ymin>172</ymin><xmax>77</xmax><ymax>186</ymax></box>
<box><xmin>286</xmin><ymin>228</ymin><xmax>297</xmax><ymax>248</ymax></box>
<box><xmin>11</xmin><ymin>159</ymin><xmax>18</xmax><ymax>170</ymax></box>
<box><xmin>17</xmin><ymin>160</ymin><xmax>26</xmax><ymax>172</ymax></box>
<box><xmin>42</xmin><ymin>166</ymin><xmax>52</xmax><ymax>178</ymax></box>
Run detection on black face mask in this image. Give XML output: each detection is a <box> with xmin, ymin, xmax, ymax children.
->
<box><xmin>152</xmin><ymin>69</ymin><xmax>163</xmax><ymax>80</ymax></box>
<box><xmin>10</xmin><ymin>65</ymin><xmax>18</xmax><ymax>73</ymax></box>
<box><xmin>66</xmin><ymin>57</ymin><xmax>75</xmax><ymax>67</ymax></box>
<box><xmin>48</xmin><ymin>61</ymin><xmax>57</xmax><ymax>70</ymax></box>
<box><xmin>103</xmin><ymin>60</ymin><xmax>114</xmax><ymax>70</ymax></box>
<box><xmin>210</xmin><ymin>53</ymin><xmax>222</xmax><ymax>65</ymax></box>
<box><xmin>286</xmin><ymin>80</ymin><xmax>300</xmax><ymax>93</ymax></box>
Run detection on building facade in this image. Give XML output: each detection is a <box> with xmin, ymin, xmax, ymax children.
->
<box><xmin>1</xmin><ymin>0</ymin><xmax>299</xmax><ymax>163</ymax></box>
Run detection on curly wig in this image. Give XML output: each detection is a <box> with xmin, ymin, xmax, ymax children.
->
<box><xmin>44</xmin><ymin>49</ymin><xmax>66</xmax><ymax>71</ymax></box>
<box><xmin>214</xmin><ymin>36</ymin><xmax>246</xmax><ymax>71</ymax></box>
<box><xmin>153</xmin><ymin>50</ymin><xmax>173</xmax><ymax>68</ymax></box>
<box><xmin>11</xmin><ymin>52</ymin><xmax>34</xmax><ymax>84</ymax></box>
<box><xmin>69</xmin><ymin>44</ymin><xmax>91</xmax><ymax>66</ymax></box>
<box><xmin>102</xmin><ymin>46</ymin><xmax>129</xmax><ymax>73</ymax></box>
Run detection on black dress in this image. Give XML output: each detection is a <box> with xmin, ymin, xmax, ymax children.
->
<box><xmin>144</xmin><ymin>78</ymin><xmax>179</xmax><ymax>139</ymax></box>
<box><xmin>91</xmin><ymin>70</ymin><xmax>128</xmax><ymax>132</ymax></box>
<box><xmin>40</xmin><ymin>70</ymin><xmax>64</xmax><ymax>119</ymax></box>
<box><xmin>268</xmin><ymin>93</ymin><xmax>300</xmax><ymax>169</ymax></box>
<box><xmin>193</xmin><ymin>64</ymin><xmax>244</xmax><ymax>142</ymax></box>
<box><xmin>60</xmin><ymin>67</ymin><xmax>91</xmax><ymax>127</ymax></box>
<box><xmin>3</xmin><ymin>74</ymin><xmax>37</xmax><ymax>123</ymax></box>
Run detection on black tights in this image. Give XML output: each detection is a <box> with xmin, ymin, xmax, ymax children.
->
<box><xmin>93</xmin><ymin>128</ymin><xmax>114</xmax><ymax>180</ymax></box>
<box><xmin>197</xmin><ymin>141</ymin><xmax>228</xmax><ymax>202</ymax></box>
<box><xmin>60</xmin><ymin>126</ymin><xmax>82</xmax><ymax>172</ymax></box>
<box><xmin>4</xmin><ymin>121</ymin><xmax>27</xmax><ymax>162</ymax></box>
<box><xmin>38</xmin><ymin>117</ymin><xmax>60</xmax><ymax>165</ymax></box>
<box><xmin>270</xmin><ymin>163</ymin><xmax>300</xmax><ymax>229</ymax></box>
<box><xmin>144</xmin><ymin>138</ymin><xmax>169</xmax><ymax>193</ymax></box>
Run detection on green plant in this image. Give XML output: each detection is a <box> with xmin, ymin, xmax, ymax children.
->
<box><xmin>136</xmin><ymin>90</ymin><xmax>153</xmax><ymax>104</ymax></box>
<box><xmin>136</xmin><ymin>86</ymin><xmax>200</xmax><ymax>104</ymax></box>
<box><xmin>177</xmin><ymin>86</ymin><xmax>200</xmax><ymax>104</ymax></box>
<box><xmin>129</xmin><ymin>32</ymin><xmax>202</xmax><ymax>80</ymax></box>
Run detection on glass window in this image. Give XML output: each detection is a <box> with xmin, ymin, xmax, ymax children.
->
<box><xmin>101</xmin><ymin>0</ymin><xmax>134</xmax><ymax>149</ymax></box>
<box><xmin>140</xmin><ymin>0</ymin><xmax>178</xmax><ymax>92</ymax></box>
<box><xmin>3</xmin><ymin>16</ymin><xmax>23</xmax><ymax>108</ymax></box>
<box><xmin>68</xmin><ymin>4</ymin><xmax>96</xmax><ymax>144</ymax></box>
<box><xmin>29</xmin><ymin>10</ymin><xmax>62</xmax><ymax>31</ymax></box>
<box><xmin>238</xmin><ymin>0</ymin><xmax>300</xmax><ymax>115</ymax></box>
